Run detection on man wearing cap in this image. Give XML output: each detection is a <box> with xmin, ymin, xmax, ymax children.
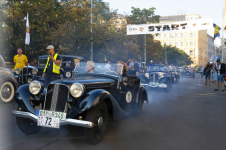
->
<box><xmin>42</xmin><ymin>45</ymin><xmax>61</xmax><ymax>87</ymax></box>
<box><xmin>148</xmin><ymin>60</ymin><xmax>154</xmax><ymax>71</ymax></box>
<box><xmin>214</xmin><ymin>59</ymin><xmax>226</xmax><ymax>92</ymax></box>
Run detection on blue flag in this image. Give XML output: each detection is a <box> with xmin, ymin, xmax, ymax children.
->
<box><xmin>213</xmin><ymin>23</ymin><xmax>221</xmax><ymax>40</ymax></box>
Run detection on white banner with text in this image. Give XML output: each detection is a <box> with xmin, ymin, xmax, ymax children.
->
<box><xmin>127</xmin><ymin>18</ymin><xmax>213</xmax><ymax>35</ymax></box>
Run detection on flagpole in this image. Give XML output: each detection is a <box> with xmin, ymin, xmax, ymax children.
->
<box><xmin>222</xmin><ymin>0</ymin><xmax>225</xmax><ymax>62</ymax></box>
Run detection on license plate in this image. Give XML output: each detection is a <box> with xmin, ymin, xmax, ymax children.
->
<box><xmin>36</xmin><ymin>109</ymin><xmax>66</xmax><ymax>129</ymax></box>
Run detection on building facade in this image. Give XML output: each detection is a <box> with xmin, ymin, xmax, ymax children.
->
<box><xmin>154</xmin><ymin>14</ymin><xmax>211</xmax><ymax>66</ymax></box>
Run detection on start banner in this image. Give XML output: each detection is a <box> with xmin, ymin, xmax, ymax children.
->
<box><xmin>127</xmin><ymin>18</ymin><xmax>213</xmax><ymax>35</ymax></box>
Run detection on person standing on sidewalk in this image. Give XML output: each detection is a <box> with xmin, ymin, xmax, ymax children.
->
<box><xmin>42</xmin><ymin>45</ymin><xmax>61</xmax><ymax>88</ymax></box>
<box><xmin>204</xmin><ymin>62</ymin><xmax>211</xmax><ymax>86</ymax></box>
<box><xmin>212</xmin><ymin>63</ymin><xmax>217</xmax><ymax>83</ymax></box>
<box><xmin>214</xmin><ymin>59</ymin><xmax>226</xmax><ymax>92</ymax></box>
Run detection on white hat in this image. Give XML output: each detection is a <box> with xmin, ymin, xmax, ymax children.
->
<box><xmin>150</xmin><ymin>60</ymin><xmax>153</xmax><ymax>62</ymax></box>
<box><xmin>46</xmin><ymin>45</ymin><xmax>54</xmax><ymax>49</ymax></box>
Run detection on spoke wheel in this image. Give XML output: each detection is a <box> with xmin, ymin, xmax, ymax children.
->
<box><xmin>84</xmin><ymin>101</ymin><xmax>108</xmax><ymax>145</ymax></box>
<box><xmin>16</xmin><ymin>106</ymin><xmax>42</xmax><ymax>135</ymax></box>
<box><xmin>0</xmin><ymin>82</ymin><xmax>14</xmax><ymax>102</ymax></box>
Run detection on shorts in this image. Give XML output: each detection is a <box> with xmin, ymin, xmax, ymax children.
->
<box><xmin>205</xmin><ymin>73</ymin><xmax>210</xmax><ymax>79</ymax></box>
<box><xmin>217</xmin><ymin>74</ymin><xmax>224</xmax><ymax>82</ymax></box>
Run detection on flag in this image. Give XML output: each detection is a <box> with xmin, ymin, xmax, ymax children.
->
<box><xmin>25</xmin><ymin>13</ymin><xmax>30</xmax><ymax>45</ymax></box>
<box><xmin>213</xmin><ymin>23</ymin><xmax>221</xmax><ymax>40</ymax></box>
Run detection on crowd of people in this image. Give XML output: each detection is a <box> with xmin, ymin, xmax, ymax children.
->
<box><xmin>203</xmin><ymin>59</ymin><xmax>226</xmax><ymax>92</ymax></box>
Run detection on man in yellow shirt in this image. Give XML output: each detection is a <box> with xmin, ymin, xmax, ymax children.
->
<box><xmin>14</xmin><ymin>48</ymin><xmax>28</xmax><ymax>70</ymax></box>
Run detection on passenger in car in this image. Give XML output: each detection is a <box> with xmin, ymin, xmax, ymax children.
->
<box><xmin>116</xmin><ymin>61</ymin><xmax>134</xmax><ymax>89</ymax></box>
<box><xmin>85</xmin><ymin>61</ymin><xmax>95</xmax><ymax>73</ymax></box>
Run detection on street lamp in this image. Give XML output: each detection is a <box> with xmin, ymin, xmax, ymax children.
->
<box><xmin>90</xmin><ymin>0</ymin><xmax>93</xmax><ymax>61</ymax></box>
<box><xmin>203</xmin><ymin>50</ymin><xmax>210</xmax><ymax>66</ymax></box>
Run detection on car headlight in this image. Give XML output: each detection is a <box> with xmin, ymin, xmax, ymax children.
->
<box><xmin>29</xmin><ymin>81</ymin><xmax>43</xmax><ymax>95</ymax></box>
<box><xmin>158</xmin><ymin>73</ymin><xmax>164</xmax><ymax>79</ymax></box>
<box><xmin>32</xmin><ymin>68</ymin><xmax>38</xmax><ymax>75</ymax></box>
<box><xmin>145</xmin><ymin>73</ymin><xmax>149</xmax><ymax>78</ymax></box>
<box><xmin>15</xmin><ymin>68</ymin><xmax>21</xmax><ymax>75</ymax></box>
<box><xmin>70</xmin><ymin>83</ymin><xmax>84</xmax><ymax>98</ymax></box>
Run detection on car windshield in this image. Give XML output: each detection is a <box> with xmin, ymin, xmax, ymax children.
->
<box><xmin>74</xmin><ymin>62</ymin><xmax>123</xmax><ymax>77</ymax></box>
<box><xmin>150</xmin><ymin>65</ymin><xmax>169</xmax><ymax>72</ymax></box>
<box><xmin>38</xmin><ymin>58</ymin><xmax>47</xmax><ymax>66</ymax></box>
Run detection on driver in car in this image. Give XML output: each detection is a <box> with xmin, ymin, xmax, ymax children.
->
<box><xmin>116</xmin><ymin>61</ymin><xmax>134</xmax><ymax>89</ymax></box>
<box><xmin>85</xmin><ymin>61</ymin><xmax>95</xmax><ymax>73</ymax></box>
<box><xmin>163</xmin><ymin>67</ymin><xmax>168</xmax><ymax>72</ymax></box>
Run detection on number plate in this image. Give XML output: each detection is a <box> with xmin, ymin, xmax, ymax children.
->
<box><xmin>36</xmin><ymin>109</ymin><xmax>66</xmax><ymax>129</ymax></box>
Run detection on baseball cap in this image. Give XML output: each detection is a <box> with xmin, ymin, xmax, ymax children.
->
<box><xmin>150</xmin><ymin>60</ymin><xmax>153</xmax><ymax>62</ymax></box>
<box><xmin>46</xmin><ymin>45</ymin><xmax>54</xmax><ymax>49</ymax></box>
<box><xmin>216</xmin><ymin>59</ymin><xmax>220</xmax><ymax>62</ymax></box>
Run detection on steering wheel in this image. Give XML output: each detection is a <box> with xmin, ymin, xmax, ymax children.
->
<box><xmin>104</xmin><ymin>70</ymin><xmax>118</xmax><ymax>76</ymax></box>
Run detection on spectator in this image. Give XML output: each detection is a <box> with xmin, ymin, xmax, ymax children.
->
<box><xmin>200</xmin><ymin>66</ymin><xmax>204</xmax><ymax>77</ymax></box>
<box><xmin>212</xmin><ymin>63</ymin><xmax>217</xmax><ymax>83</ymax></box>
<box><xmin>14</xmin><ymin>48</ymin><xmax>28</xmax><ymax>70</ymax></box>
<box><xmin>134</xmin><ymin>60</ymin><xmax>140</xmax><ymax>77</ymax></box>
<box><xmin>214</xmin><ymin>59</ymin><xmax>226</xmax><ymax>92</ymax></box>
<box><xmin>160</xmin><ymin>62</ymin><xmax>163</xmax><ymax>66</ymax></box>
<box><xmin>204</xmin><ymin>62</ymin><xmax>211</xmax><ymax>86</ymax></box>
<box><xmin>148</xmin><ymin>60</ymin><xmax>154</xmax><ymax>71</ymax></box>
<box><xmin>128</xmin><ymin>59</ymin><xmax>136</xmax><ymax>76</ymax></box>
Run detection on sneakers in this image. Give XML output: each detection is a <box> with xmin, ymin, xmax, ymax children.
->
<box><xmin>214</xmin><ymin>89</ymin><xmax>219</xmax><ymax>92</ymax></box>
<box><xmin>222</xmin><ymin>90</ymin><xmax>226</xmax><ymax>93</ymax></box>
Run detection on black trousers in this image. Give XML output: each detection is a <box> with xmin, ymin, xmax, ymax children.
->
<box><xmin>44</xmin><ymin>74</ymin><xmax>59</xmax><ymax>88</ymax></box>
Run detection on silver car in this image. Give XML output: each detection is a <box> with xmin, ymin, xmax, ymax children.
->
<box><xmin>0</xmin><ymin>55</ymin><xmax>19</xmax><ymax>102</ymax></box>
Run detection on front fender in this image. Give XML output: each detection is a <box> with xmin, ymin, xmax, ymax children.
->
<box><xmin>14</xmin><ymin>84</ymin><xmax>46</xmax><ymax>114</ymax></box>
<box><xmin>0</xmin><ymin>75</ymin><xmax>19</xmax><ymax>90</ymax></box>
<box><xmin>68</xmin><ymin>89</ymin><xmax>129</xmax><ymax>120</ymax></box>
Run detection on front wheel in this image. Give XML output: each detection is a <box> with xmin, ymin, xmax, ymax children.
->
<box><xmin>0</xmin><ymin>81</ymin><xmax>15</xmax><ymax>102</ymax></box>
<box><xmin>165</xmin><ymin>81</ymin><xmax>169</xmax><ymax>92</ymax></box>
<box><xmin>84</xmin><ymin>101</ymin><xmax>108</xmax><ymax>145</ymax></box>
<box><xmin>132</xmin><ymin>94</ymin><xmax>143</xmax><ymax>116</ymax></box>
<box><xmin>16</xmin><ymin>106</ymin><xmax>42</xmax><ymax>135</ymax></box>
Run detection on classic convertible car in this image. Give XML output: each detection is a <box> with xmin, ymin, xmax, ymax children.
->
<box><xmin>12</xmin><ymin>62</ymin><xmax>148</xmax><ymax>144</ymax></box>
<box><xmin>140</xmin><ymin>65</ymin><xmax>175</xmax><ymax>92</ymax></box>
<box><xmin>0</xmin><ymin>55</ymin><xmax>19</xmax><ymax>102</ymax></box>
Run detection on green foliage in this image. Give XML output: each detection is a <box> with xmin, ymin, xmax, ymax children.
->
<box><xmin>165</xmin><ymin>46</ymin><xmax>193</xmax><ymax>66</ymax></box>
<box><xmin>0</xmin><ymin>2</ymin><xmax>192</xmax><ymax>66</ymax></box>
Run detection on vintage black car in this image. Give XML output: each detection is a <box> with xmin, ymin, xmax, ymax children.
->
<box><xmin>170</xmin><ymin>66</ymin><xmax>180</xmax><ymax>83</ymax></box>
<box><xmin>180</xmin><ymin>66</ymin><xmax>195</xmax><ymax>78</ymax></box>
<box><xmin>0</xmin><ymin>55</ymin><xmax>19</xmax><ymax>102</ymax></box>
<box><xmin>140</xmin><ymin>65</ymin><xmax>174</xmax><ymax>92</ymax></box>
<box><xmin>12</xmin><ymin>62</ymin><xmax>148</xmax><ymax>144</ymax></box>
<box><xmin>14</xmin><ymin>55</ymin><xmax>84</xmax><ymax>85</ymax></box>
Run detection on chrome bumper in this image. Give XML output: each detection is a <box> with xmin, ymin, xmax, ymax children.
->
<box><xmin>11</xmin><ymin>110</ymin><xmax>94</xmax><ymax>128</ymax></box>
<box><xmin>141</xmin><ymin>83</ymin><xmax>167</xmax><ymax>88</ymax></box>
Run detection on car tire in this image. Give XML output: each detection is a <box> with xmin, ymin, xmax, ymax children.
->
<box><xmin>16</xmin><ymin>106</ymin><xmax>42</xmax><ymax>135</ymax></box>
<box><xmin>132</xmin><ymin>94</ymin><xmax>143</xmax><ymax>116</ymax></box>
<box><xmin>84</xmin><ymin>101</ymin><xmax>108</xmax><ymax>145</ymax></box>
<box><xmin>0</xmin><ymin>81</ymin><xmax>15</xmax><ymax>103</ymax></box>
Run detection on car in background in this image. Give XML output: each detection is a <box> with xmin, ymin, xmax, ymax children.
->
<box><xmin>0</xmin><ymin>55</ymin><xmax>19</xmax><ymax>102</ymax></box>
<box><xmin>140</xmin><ymin>65</ymin><xmax>175</xmax><ymax>92</ymax></box>
<box><xmin>180</xmin><ymin>66</ymin><xmax>195</xmax><ymax>78</ymax></box>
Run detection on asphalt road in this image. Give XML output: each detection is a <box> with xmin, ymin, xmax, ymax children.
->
<box><xmin>0</xmin><ymin>74</ymin><xmax>226</xmax><ymax>150</ymax></box>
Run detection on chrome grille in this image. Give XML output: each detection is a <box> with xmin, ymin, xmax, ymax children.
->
<box><xmin>44</xmin><ymin>83</ymin><xmax>69</xmax><ymax>112</ymax></box>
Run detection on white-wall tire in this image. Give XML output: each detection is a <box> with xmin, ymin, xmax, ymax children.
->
<box><xmin>0</xmin><ymin>82</ymin><xmax>15</xmax><ymax>102</ymax></box>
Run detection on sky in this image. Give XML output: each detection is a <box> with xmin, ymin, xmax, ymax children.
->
<box><xmin>104</xmin><ymin>0</ymin><xmax>225</xmax><ymax>38</ymax></box>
